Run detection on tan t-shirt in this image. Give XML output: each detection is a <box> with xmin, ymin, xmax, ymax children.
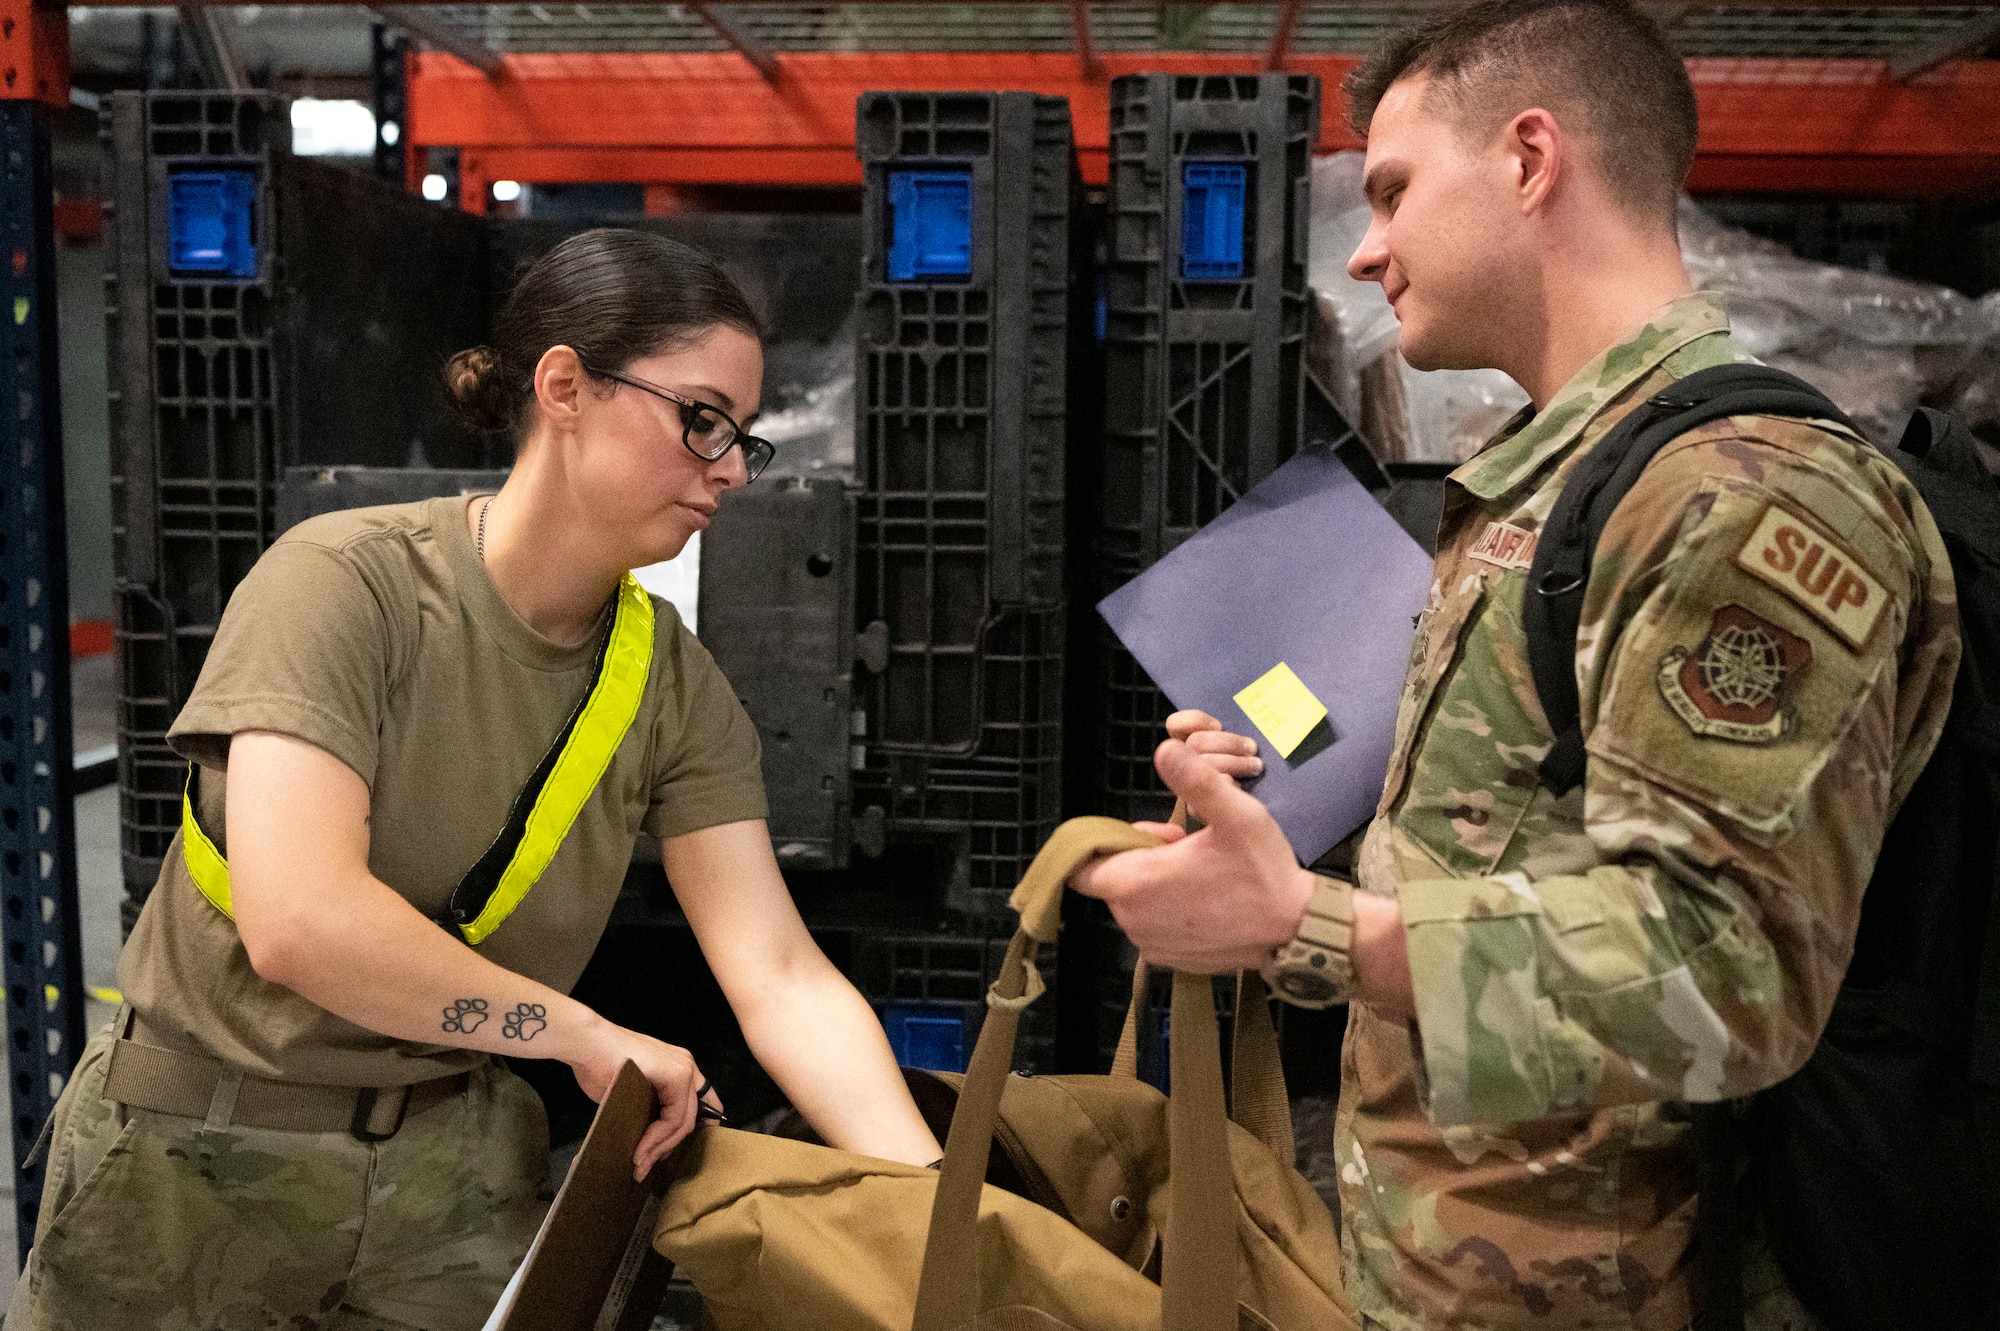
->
<box><xmin>119</xmin><ymin>496</ymin><xmax>767</xmax><ymax>1087</ymax></box>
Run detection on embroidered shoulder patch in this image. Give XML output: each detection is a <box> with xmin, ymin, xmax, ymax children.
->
<box><xmin>1468</xmin><ymin>521</ymin><xmax>1538</xmax><ymax>570</ymax></box>
<box><xmin>1657</xmin><ymin>604</ymin><xmax>1814</xmax><ymax>744</ymax></box>
<box><xmin>1733</xmin><ymin>502</ymin><xmax>1889</xmax><ymax>651</ymax></box>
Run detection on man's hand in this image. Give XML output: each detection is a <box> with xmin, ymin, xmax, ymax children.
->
<box><xmin>564</xmin><ymin>1016</ymin><xmax>724</xmax><ymax>1182</ymax></box>
<box><xmin>1166</xmin><ymin>709</ymin><xmax>1264</xmax><ymax>781</ymax></box>
<box><xmin>1073</xmin><ymin>733</ymin><xmax>1314</xmax><ymax>972</ymax></box>
<box><xmin>1077</xmin><ymin>712</ymin><xmax>1420</xmax><ymax>1014</ymax></box>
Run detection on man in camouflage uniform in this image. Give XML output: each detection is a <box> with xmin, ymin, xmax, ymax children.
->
<box><xmin>1074</xmin><ymin>2</ymin><xmax>1961</xmax><ymax>1329</ymax></box>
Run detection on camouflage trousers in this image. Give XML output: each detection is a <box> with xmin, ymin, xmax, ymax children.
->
<box><xmin>7</xmin><ymin>1023</ymin><xmax>551</xmax><ymax>1331</ymax></box>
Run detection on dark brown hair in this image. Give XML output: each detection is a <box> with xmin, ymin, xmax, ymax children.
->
<box><xmin>445</xmin><ymin>228</ymin><xmax>762</xmax><ymax>438</ymax></box>
<box><xmin>1343</xmin><ymin>0</ymin><xmax>1697</xmax><ymax>226</ymax></box>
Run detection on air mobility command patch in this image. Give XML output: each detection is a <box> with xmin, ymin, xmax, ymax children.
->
<box><xmin>1658</xmin><ymin>604</ymin><xmax>1813</xmax><ymax>743</ymax></box>
<box><xmin>1734</xmin><ymin>502</ymin><xmax>1889</xmax><ymax>651</ymax></box>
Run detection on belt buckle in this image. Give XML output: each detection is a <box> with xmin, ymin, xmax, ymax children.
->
<box><xmin>350</xmin><ymin>1085</ymin><xmax>412</xmax><ymax>1143</ymax></box>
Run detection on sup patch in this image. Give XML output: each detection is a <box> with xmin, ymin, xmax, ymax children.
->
<box><xmin>1734</xmin><ymin>502</ymin><xmax>1889</xmax><ymax>651</ymax></box>
<box><xmin>1658</xmin><ymin>604</ymin><xmax>1814</xmax><ymax>743</ymax></box>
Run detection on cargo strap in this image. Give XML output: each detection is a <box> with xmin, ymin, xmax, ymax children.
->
<box><xmin>182</xmin><ymin>572</ymin><xmax>655</xmax><ymax>946</ymax></box>
<box><xmin>104</xmin><ymin>1016</ymin><xmax>470</xmax><ymax>1140</ymax></box>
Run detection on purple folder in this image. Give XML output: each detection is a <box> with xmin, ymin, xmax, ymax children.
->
<box><xmin>1097</xmin><ymin>448</ymin><xmax>1434</xmax><ymax>865</ymax></box>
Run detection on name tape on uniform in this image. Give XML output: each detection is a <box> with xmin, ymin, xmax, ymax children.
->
<box><xmin>1468</xmin><ymin>521</ymin><xmax>1539</xmax><ymax>571</ymax></box>
<box><xmin>1734</xmin><ymin>502</ymin><xmax>1888</xmax><ymax>652</ymax></box>
<box><xmin>1234</xmin><ymin>662</ymin><xmax>1329</xmax><ymax>760</ymax></box>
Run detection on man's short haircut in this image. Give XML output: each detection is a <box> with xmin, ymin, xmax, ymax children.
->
<box><xmin>1344</xmin><ymin>0</ymin><xmax>1697</xmax><ymax>227</ymax></box>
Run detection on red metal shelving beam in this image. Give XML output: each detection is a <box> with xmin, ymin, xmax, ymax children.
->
<box><xmin>1</xmin><ymin>0</ymin><xmax>68</xmax><ymax>106</ymax></box>
<box><xmin>409</xmin><ymin>52</ymin><xmax>2000</xmax><ymax>206</ymax></box>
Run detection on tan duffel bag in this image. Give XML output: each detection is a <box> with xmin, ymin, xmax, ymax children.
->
<box><xmin>651</xmin><ymin>815</ymin><xmax>1361</xmax><ymax>1331</ymax></box>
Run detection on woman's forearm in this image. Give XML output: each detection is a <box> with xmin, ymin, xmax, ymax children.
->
<box><xmin>736</xmin><ymin>962</ymin><xmax>942</xmax><ymax>1166</ymax></box>
<box><xmin>228</xmin><ymin>731</ymin><xmax>724</xmax><ymax>1177</ymax></box>
<box><xmin>250</xmin><ymin>860</ymin><xmax>613</xmax><ymax>1068</ymax></box>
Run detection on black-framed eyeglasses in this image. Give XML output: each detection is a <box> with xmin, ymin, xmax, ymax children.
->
<box><xmin>589</xmin><ymin>365</ymin><xmax>776</xmax><ymax>483</ymax></box>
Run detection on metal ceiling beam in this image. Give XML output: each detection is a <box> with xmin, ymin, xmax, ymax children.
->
<box><xmin>1266</xmin><ymin>0</ymin><xmax>1304</xmax><ymax>70</ymax></box>
<box><xmin>689</xmin><ymin>1</ymin><xmax>781</xmax><ymax>84</ymax></box>
<box><xmin>1071</xmin><ymin>0</ymin><xmax>1101</xmax><ymax>80</ymax></box>
<box><xmin>1889</xmin><ymin>10</ymin><xmax>2000</xmax><ymax>80</ymax></box>
<box><xmin>409</xmin><ymin>49</ymin><xmax>2000</xmax><ymax>189</ymax></box>
<box><xmin>369</xmin><ymin>5</ymin><xmax>503</xmax><ymax>78</ymax></box>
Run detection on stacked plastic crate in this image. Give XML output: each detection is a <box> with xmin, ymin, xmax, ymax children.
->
<box><xmin>848</xmin><ymin>90</ymin><xmax>1079</xmax><ymax>1071</ymax></box>
<box><xmin>1096</xmin><ymin>72</ymin><xmax>1321</xmax><ymax>825</ymax></box>
<box><xmin>1090</xmin><ymin>73</ymin><xmax>1321</xmax><ymax>1076</ymax></box>
<box><xmin>103</xmin><ymin>92</ymin><xmax>491</xmax><ymax>922</ymax></box>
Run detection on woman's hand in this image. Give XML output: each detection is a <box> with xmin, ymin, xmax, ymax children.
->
<box><xmin>564</xmin><ymin>1015</ymin><xmax>725</xmax><ymax>1182</ymax></box>
<box><xmin>1165</xmin><ymin>709</ymin><xmax>1264</xmax><ymax>781</ymax></box>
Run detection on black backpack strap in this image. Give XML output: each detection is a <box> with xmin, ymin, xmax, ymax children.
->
<box><xmin>1691</xmin><ymin>1101</ymin><xmax>1747</xmax><ymax>1331</ymax></box>
<box><xmin>1522</xmin><ymin>364</ymin><xmax>1855</xmax><ymax>795</ymax></box>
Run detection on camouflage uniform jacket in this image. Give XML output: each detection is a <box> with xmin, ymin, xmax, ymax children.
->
<box><xmin>1337</xmin><ymin>293</ymin><xmax>1961</xmax><ymax>1331</ymax></box>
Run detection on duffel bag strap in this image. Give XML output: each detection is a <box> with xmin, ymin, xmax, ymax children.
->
<box><xmin>912</xmin><ymin>816</ymin><xmax>1240</xmax><ymax>1331</ymax></box>
<box><xmin>1105</xmin><ymin>801</ymin><xmax>1295</xmax><ymax>1163</ymax></box>
<box><xmin>1110</xmin><ymin>959</ymin><xmax>1150</xmax><ymax>1081</ymax></box>
<box><xmin>1230</xmin><ymin>970</ymin><xmax>1295</xmax><ymax>1164</ymax></box>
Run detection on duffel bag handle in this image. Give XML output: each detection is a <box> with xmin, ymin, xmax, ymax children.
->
<box><xmin>1107</xmin><ymin>802</ymin><xmax>1294</xmax><ymax>1165</ymax></box>
<box><xmin>911</xmin><ymin>817</ymin><xmax>1238</xmax><ymax>1331</ymax></box>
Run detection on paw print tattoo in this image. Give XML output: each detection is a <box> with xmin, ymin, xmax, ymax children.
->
<box><xmin>441</xmin><ymin>998</ymin><xmax>488</xmax><ymax>1035</ymax></box>
<box><xmin>502</xmin><ymin>1003</ymin><xmax>548</xmax><ymax>1041</ymax></box>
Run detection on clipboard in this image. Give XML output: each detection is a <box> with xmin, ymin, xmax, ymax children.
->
<box><xmin>1097</xmin><ymin>445</ymin><xmax>1433</xmax><ymax>865</ymax></box>
<box><xmin>484</xmin><ymin>1062</ymin><xmax>676</xmax><ymax>1331</ymax></box>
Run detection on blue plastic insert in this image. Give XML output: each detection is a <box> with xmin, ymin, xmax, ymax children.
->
<box><xmin>887</xmin><ymin>169</ymin><xmax>973</xmax><ymax>282</ymax></box>
<box><xmin>168</xmin><ymin>169</ymin><xmax>259</xmax><ymax>279</ymax></box>
<box><xmin>1181</xmin><ymin>162</ymin><xmax>1247</xmax><ymax>281</ymax></box>
<box><xmin>881</xmin><ymin>1004</ymin><xmax>969</xmax><ymax>1072</ymax></box>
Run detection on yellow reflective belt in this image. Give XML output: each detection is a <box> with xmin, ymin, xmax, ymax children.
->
<box><xmin>458</xmin><ymin>575</ymin><xmax>654</xmax><ymax>943</ymax></box>
<box><xmin>182</xmin><ymin>572</ymin><xmax>656</xmax><ymax>945</ymax></box>
<box><xmin>181</xmin><ymin>774</ymin><xmax>235</xmax><ymax>917</ymax></box>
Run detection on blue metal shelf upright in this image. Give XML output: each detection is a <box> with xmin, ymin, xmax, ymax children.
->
<box><xmin>0</xmin><ymin>0</ymin><xmax>86</xmax><ymax>1266</ymax></box>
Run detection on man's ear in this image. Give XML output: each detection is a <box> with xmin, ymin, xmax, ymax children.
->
<box><xmin>1508</xmin><ymin>107</ymin><xmax>1562</xmax><ymax>216</ymax></box>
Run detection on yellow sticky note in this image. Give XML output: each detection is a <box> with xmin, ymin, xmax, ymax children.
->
<box><xmin>1233</xmin><ymin>662</ymin><xmax>1328</xmax><ymax>759</ymax></box>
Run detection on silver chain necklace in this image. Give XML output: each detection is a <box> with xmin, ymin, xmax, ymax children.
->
<box><xmin>477</xmin><ymin>496</ymin><xmax>495</xmax><ymax>560</ymax></box>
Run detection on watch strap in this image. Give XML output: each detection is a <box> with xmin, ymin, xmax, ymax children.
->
<box><xmin>1262</xmin><ymin>874</ymin><xmax>1356</xmax><ymax>1010</ymax></box>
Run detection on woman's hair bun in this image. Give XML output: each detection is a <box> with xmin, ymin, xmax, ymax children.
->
<box><xmin>443</xmin><ymin>346</ymin><xmax>514</xmax><ymax>433</ymax></box>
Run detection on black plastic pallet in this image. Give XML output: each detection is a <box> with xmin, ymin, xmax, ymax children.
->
<box><xmin>104</xmin><ymin>92</ymin><xmax>493</xmax><ymax>916</ymax></box>
<box><xmin>851</xmin><ymin>91</ymin><xmax>1077</xmax><ymax>911</ymax></box>
<box><xmin>1096</xmin><ymin>73</ymin><xmax>1320</xmax><ymax>823</ymax></box>
<box><xmin>851</xmin><ymin>601</ymin><xmax>1064</xmax><ymax>918</ymax></box>
<box><xmin>854</xmin><ymin>925</ymin><xmax>1059</xmax><ymax>1075</ymax></box>
<box><xmin>698</xmin><ymin>476</ymin><xmax>858</xmax><ymax>872</ymax></box>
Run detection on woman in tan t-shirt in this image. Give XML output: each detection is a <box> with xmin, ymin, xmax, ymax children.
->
<box><xmin>12</xmin><ymin>230</ymin><xmax>942</xmax><ymax>1331</ymax></box>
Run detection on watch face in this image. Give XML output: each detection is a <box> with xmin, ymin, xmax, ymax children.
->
<box><xmin>1274</xmin><ymin>968</ymin><xmax>1341</xmax><ymax>1006</ymax></box>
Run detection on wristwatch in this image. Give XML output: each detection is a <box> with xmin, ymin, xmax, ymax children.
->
<box><xmin>1261</xmin><ymin>873</ymin><xmax>1356</xmax><ymax>1009</ymax></box>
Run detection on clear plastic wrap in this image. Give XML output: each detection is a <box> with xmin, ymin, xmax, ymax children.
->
<box><xmin>1307</xmin><ymin>150</ymin><xmax>2000</xmax><ymax>458</ymax></box>
<box><xmin>1306</xmin><ymin>153</ymin><xmax>1401</xmax><ymax>429</ymax></box>
<box><xmin>1677</xmin><ymin>201</ymin><xmax>1989</xmax><ymax>445</ymax></box>
<box><xmin>1940</xmin><ymin>292</ymin><xmax>2000</xmax><ymax>436</ymax></box>
<box><xmin>755</xmin><ymin>311</ymin><xmax>856</xmax><ymax>478</ymax></box>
